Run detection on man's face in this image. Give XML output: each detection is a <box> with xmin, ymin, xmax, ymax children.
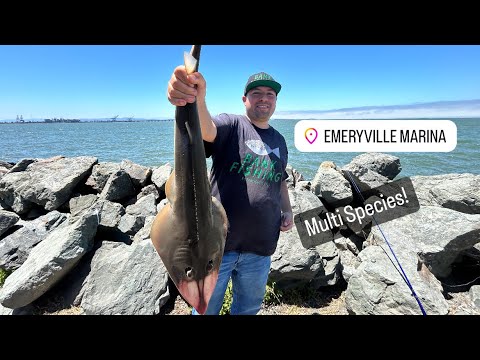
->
<box><xmin>243</xmin><ymin>86</ymin><xmax>277</xmax><ymax>122</ymax></box>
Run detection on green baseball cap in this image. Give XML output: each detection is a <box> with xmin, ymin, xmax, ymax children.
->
<box><xmin>244</xmin><ymin>72</ymin><xmax>282</xmax><ymax>96</ymax></box>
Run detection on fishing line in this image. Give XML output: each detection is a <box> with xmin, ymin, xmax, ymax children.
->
<box><xmin>344</xmin><ymin>170</ymin><xmax>427</xmax><ymax>315</ymax></box>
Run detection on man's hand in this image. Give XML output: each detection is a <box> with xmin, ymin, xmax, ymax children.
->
<box><xmin>167</xmin><ymin>65</ymin><xmax>207</xmax><ymax>106</ymax></box>
<box><xmin>280</xmin><ymin>211</ymin><xmax>293</xmax><ymax>232</ymax></box>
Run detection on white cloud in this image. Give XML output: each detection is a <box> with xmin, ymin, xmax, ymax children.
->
<box><xmin>275</xmin><ymin>99</ymin><xmax>480</xmax><ymax>119</ymax></box>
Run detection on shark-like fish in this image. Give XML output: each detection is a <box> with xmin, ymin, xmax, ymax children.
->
<box><xmin>150</xmin><ymin>45</ymin><xmax>228</xmax><ymax>314</ymax></box>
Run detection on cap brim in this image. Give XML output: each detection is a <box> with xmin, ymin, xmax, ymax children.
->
<box><xmin>245</xmin><ymin>80</ymin><xmax>281</xmax><ymax>95</ymax></box>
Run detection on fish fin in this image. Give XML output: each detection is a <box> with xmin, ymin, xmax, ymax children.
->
<box><xmin>150</xmin><ymin>203</ymin><xmax>173</xmax><ymax>258</ymax></box>
<box><xmin>165</xmin><ymin>171</ymin><xmax>176</xmax><ymax>207</ymax></box>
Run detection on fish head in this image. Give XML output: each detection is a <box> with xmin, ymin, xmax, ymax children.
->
<box><xmin>172</xmin><ymin>226</ymin><xmax>225</xmax><ymax>314</ymax></box>
<box><xmin>151</xmin><ymin>200</ymin><xmax>227</xmax><ymax>315</ymax></box>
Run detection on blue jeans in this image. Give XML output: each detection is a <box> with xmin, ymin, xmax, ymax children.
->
<box><xmin>192</xmin><ymin>251</ymin><xmax>271</xmax><ymax>315</ymax></box>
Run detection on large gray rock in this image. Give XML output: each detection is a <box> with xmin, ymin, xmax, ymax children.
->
<box><xmin>99</xmin><ymin>170</ymin><xmax>136</xmax><ymax>202</ymax></box>
<box><xmin>120</xmin><ymin>160</ymin><xmax>152</xmax><ymax>189</ymax></box>
<box><xmin>311</xmin><ymin>162</ymin><xmax>353</xmax><ymax>206</ymax></box>
<box><xmin>344</xmin><ymin>153</ymin><xmax>402</xmax><ymax>180</ymax></box>
<box><xmin>0</xmin><ymin>211</ymin><xmax>68</xmax><ymax>271</ymax></box>
<box><xmin>270</xmin><ymin>187</ymin><xmax>341</xmax><ymax>289</ymax></box>
<box><xmin>0</xmin><ymin>156</ymin><xmax>98</xmax><ymax>214</ymax></box>
<box><xmin>341</xmin><ymin>165</ymin><xmax>391</xmax><ymax>190</ymax></box>
<box><xmin>369</xmin><ymin>206</ymin><xmax>480</xmax><ymax>278</ymax></box>
<box><xmin>345</xmin><ymin>245</ymin><xmax>448</xmax><ymax>315</ymax></box>
<box><xmin>118</xmin><ymin>194</ymin><xmax>157</xmax><ymax>235</ymax></box>
<box><xmin>341</xmin><ymin>153</ymin><xmax>396</xmax><ymax>190</ymax></box>
<box><xmin>69</xmin><ymin>194</ymin><xmax>98</xmax><ymax>222</ymax></box>
<box><xmin>344</xmin><ymin>205</ymin><xmax>480</xmax><ymax>314</ymax></box>
<box><xmin>78</xmin><ymin>240</ymin><xmax>169</xmax><ymax>315</ymax></box>
<box><xmin>411</xmin><ymin>173</ymin><xmax>480</xmax><ymax>214</ymax></box>
<box><xmin>96</xmin><ymin>199</ymin><xmax>125</xmax><ymax>229</ymax></box>
<box><xmin>85</xmin><ymin>162</ymin><xmax>121</xmax><ymax>193</ymax></box>
<box><xmin>151</xmin><ymin>163</ymin><xmax>172</xmax><ymax>194</ymax></box>
<box><xmin>0</xmin><ymin>210</ymin><xmax>20</xmax><ymax>237</ymax></box>
<box><xmin>0</xmin><ymin>209</ymin><xmax>98</xmax><ymax>309</ymax></box>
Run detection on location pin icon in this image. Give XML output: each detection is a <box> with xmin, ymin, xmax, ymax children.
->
<box><xmin>305</xmin><ymin>128</ymin><xmax>318</xmax><ymax>144</ymax></box>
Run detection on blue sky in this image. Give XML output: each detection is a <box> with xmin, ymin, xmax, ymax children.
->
<box><xmin>1</xmin><ymin>45</ymin><xmax>480</xmax><ymax>120</ymax></box>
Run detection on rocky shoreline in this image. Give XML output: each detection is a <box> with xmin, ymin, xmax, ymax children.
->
<box><xmin>1</xmin><ymin>153</ymin><xmax>479</xmax><ymax>315</ymax></box>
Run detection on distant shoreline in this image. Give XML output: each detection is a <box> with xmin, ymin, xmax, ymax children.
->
<box><xmin>0</xmin><ymin>119</ymin><xmax>174</xmax><ymax>124</ymax></box>
<box><xmin>0</xmin><ymin>117</ymin><xmax>478</xmax><ymax>124</ymax></box>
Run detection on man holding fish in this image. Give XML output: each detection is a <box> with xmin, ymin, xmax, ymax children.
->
<box><xmin>166</xmin><ymin>61</ymin><xmax>293</xmax><ymax>315</ymax></box>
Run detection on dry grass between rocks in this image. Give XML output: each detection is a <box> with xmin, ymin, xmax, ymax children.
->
<box><xmin>28</xmin><ymin>295</ymin><xmax>85</xmax><ymax>315</ymax></box>
<box><xmin>164</xmin><ymin>288</ymin><xmax>479</xmax><ymax>315</ymax></box>
<box><xmin>444</xmin><ymin>291</ymin><xmax>480</xmax><ymax>315</ymax></box>
<box><xmin>23</xmin><ymin>280</ymin><xmax>349</xmax><ymax>315</ymax></box>
<box><xmin>162</xmin><ymin>280</ymin><xmax>350</xmax><ymax>315</ymax></box>
<box><xmin>9</xmin><ymin>279</ymin><xmax>478</xmax><ymax>315</ymax></box>
<box><xmin>258</xmin><ymin>289</ymin><xmax>348</xmax><ymax>315</ymax></box>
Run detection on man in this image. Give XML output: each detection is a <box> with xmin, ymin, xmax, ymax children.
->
<box><xmin>167</xmin><ymin>68</ymin><xmax>293</xmax><ymax>315</ymax></box>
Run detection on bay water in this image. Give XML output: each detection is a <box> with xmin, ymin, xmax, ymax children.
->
<box><xmin>1</xmin><ymin>118</ymin><xmax>478</xmax><ymax>181</ymax></box>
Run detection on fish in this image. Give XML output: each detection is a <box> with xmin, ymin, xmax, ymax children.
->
<box><xmin>150</xmin><ymin>45</ymin><xmax>228</xmax><ymax>315</ymax></box>
<box><xmin>245</xmin><ymin>139</ymin><xmax>280</xmax><ymax>158</ymax></box>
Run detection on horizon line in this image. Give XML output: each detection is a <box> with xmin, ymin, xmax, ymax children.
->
<box><xmin>2</xmin><ymin>98</ymin><xmax>480</xmax><ymax>122</ymax></box>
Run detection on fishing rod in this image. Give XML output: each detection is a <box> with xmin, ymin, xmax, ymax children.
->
<box><xmin>344</xmin><ymin>170</ymin><xmax>427</xmax><ymax>315</ymax></box>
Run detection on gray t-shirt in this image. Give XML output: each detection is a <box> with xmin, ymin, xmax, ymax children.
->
<box><xmin>204</xmin><ymin>113</ymin><xmax>288</xmax><ymax>256</ymax></box>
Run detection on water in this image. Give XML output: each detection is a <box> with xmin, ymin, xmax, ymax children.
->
<box><xmin>270</xmin><ymin>118</ymin><xmax>480</xmax><ymax>179</ymax></box>
<box><xmin>1</xmin><ymin>118</ymin><xmax>479</xmax><ymax>180</ymax></box>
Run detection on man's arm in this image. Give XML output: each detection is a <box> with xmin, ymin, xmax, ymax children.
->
<box><xmin>196</xmin><ymin>97</ymin><xmax>217</xmax><ymax>143</ymax></box>
<box><xmin>280</xmin><ymin>180</ymin><xmax>293</xmax><ymax>232</ymax></box>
